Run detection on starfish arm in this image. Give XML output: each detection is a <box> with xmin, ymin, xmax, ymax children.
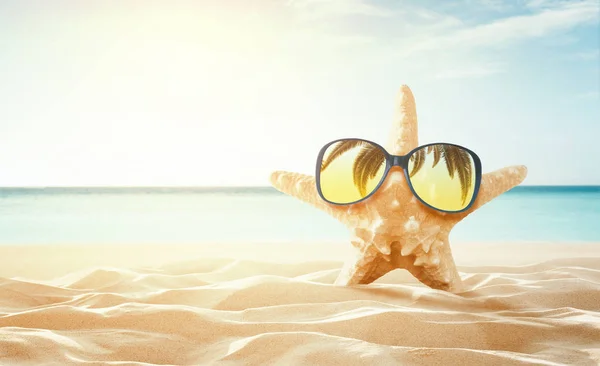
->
<box><xmin>270</xmin><ymin>171</ymin><xmax>346</xmax><ymax>219</ymax></box>
<box><xmin>457</xmin><ymin>165</ymin><xmax>528</xmax><ymax>219</ymax></box>
<box><xmin>335</xmin><ymin>246</ymin><xmax>395</xmax><ymax>285</ymax></box>
<box><xmin>386</xmin><ymin>85</ymin><xmax>419</xmax><ymax>155</ymax></box>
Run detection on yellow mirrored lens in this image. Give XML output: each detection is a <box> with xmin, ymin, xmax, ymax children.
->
<box><xmin>407</xmin><ymin>144</ymin><xmax>476</xmax><ymax>212</ymax></box>
<box><xmin>318</xmin><ymin>140</ymin><xmax>387</xmax><ymax>204</ymax></box>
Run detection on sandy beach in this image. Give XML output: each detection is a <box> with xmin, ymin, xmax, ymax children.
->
<box><xmin>1</xmin><ymin>242</ymin><xmax>599</xmax><ymax>365</ymax></box>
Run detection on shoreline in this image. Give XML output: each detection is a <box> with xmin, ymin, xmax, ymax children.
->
<box><xmin>2</xmin><ymin>241</ymin><xmax>600</xmax><ymax>280</ymax></box>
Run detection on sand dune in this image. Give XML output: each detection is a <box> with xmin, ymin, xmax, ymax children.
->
<box><xmin>1</xmin><ymin>243</ymin><xmax>600</xmax><ymax>365</ymax></box>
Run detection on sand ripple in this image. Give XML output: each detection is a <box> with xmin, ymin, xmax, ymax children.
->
<box><xmin>1</xmin><ymin>257</ymin><xmax>600</xmax><ymax>365</ymax></box>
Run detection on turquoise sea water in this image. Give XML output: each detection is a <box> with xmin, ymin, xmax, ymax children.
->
<box><xmin>0</xmin><ymin>186</ymin><xmax>599</xmax><ymax>245</ymax></box>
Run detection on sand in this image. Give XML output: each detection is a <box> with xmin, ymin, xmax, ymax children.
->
<box><xmin>1</xmin><ymin>242</ymin><xmax>600</xmax><ymax>365</ymax></box>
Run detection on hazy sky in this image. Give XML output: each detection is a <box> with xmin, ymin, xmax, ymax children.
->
<box><xmin>1</xmin><ymin>0</ymin><xmax>598</xmax><ymax>186</ymax></box>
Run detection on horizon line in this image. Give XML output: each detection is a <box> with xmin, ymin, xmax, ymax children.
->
<box><xmin>1</xmin><ymin>184</ymin><xmax>599</xmax><ymax>189</ymax></box>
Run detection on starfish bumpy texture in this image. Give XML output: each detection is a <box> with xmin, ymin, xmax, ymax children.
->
<box><xmin>270</xmin><ymin>85</ymin><xmax>527</xmax><ymax>292</ymax></box>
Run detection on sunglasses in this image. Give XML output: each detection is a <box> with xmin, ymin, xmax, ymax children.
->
<box><xmin>315</xmin><ymin>139</ymin><xmax>483</xmax><ymax>213</ymax></box>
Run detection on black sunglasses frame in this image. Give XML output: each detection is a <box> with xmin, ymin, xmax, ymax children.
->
<box><xmin>315</xmin><ymin>138</ymin><xmax>483</xmax><ymax>213</ymax></box>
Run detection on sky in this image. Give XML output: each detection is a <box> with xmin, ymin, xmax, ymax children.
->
<box><xmin>0</xmin><ymin>0</ymin><xmax>598</xmax><ymax>186</ymax></box>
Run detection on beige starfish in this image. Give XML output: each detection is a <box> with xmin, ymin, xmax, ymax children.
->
<box><xmin>270</xmin><ymin>85</ymin><xmax>527</xmax><ymax>292</ymax></box>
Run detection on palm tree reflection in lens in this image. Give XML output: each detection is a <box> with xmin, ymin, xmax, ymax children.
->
<box><xmin>408</xmin><ymin>144</ymin><xmax>475</xmax><ymax>211</ymax></box>
<box><xmin>319</xmin><ymin>141</ymin><xmax>476</xmax><ymax>211</ymax></box>
<box><xmin>319</xmin><ymin>140</ymin><xmax>386</xmax><ymax>203</ymax></box>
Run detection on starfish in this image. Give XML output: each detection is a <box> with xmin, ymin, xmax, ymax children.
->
<box><xmin>270</xmin><ymin>85</ymin><xmax>527</xmax><ymax>292</ymax></box>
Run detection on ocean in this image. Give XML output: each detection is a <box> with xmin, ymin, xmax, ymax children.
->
<box><xmin>0</xmin><ymin>186</ymin><xmax>599</xmax><ymax>245</ymax></box>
